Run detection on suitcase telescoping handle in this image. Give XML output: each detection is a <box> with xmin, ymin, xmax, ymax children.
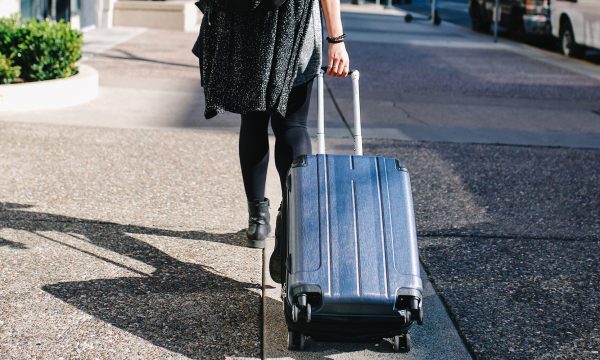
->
<box><xmin>317</xmin><ymin>66</ymin><xmax>363</xmax><ymax>156</ymax></box>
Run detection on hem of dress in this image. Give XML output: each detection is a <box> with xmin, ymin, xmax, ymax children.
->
<box><xmin>292</xmin><ymin>72</ymin><xmax>319</xmax><ymax>88</ymax></box>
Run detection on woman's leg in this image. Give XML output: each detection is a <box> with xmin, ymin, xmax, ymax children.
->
<box><xmin>269</xmin><ymin>78</ymin><xmax>314</xmax><ymax>283</ymax></box>
<box><xmin>239</xmin><ymin>111</ymin><xmax>272</xmax><ymax>246</ymax></box>
<box><xmin>239</xmin><ymin>111</ymin><xmax>270</xmax><ymax>202</ymax></box>
<box><xmin>271</xmin><ymin>78</ymin><xmax>314</xmax><ymax>197</ymax></box>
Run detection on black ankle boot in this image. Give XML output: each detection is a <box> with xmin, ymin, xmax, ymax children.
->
<box><xmin>246</xmin><ymin>198</ymin><xmax>271</xmax><ymax>248</ymax></box>
<box><xmin>269</xmin><ymin>205</ymin><xmax>283</xmax><ymax>284</ymax></box>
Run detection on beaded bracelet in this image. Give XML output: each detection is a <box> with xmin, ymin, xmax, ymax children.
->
<box><xmin>326</xmin><ymin>33</ymin><xmax>346</xmax><ymax>43</ymax></box>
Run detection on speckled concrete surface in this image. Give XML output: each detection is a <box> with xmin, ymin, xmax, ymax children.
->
<box><xmin>0</xmin><ymin>122</ymin><xmax>247</xmax><ymax>230</ymax></box>
<box><xmin>0</xmin><ymin>122</ymin><xmax>262</xmax><ymax>359</ymax></box>
<box><xmin>364</xmin><ymin>140</ymin><xmax>600</xmax><ymax>241</ymax></box>
<box><xmin>419</xmin><ymin>237</ymin><xmax>600</xmax><ymax>359</ymax></box>
<box><xmin>361</xmin><ymin>138</ymin><xmax>600</xmax><ymax>359</ymax></box>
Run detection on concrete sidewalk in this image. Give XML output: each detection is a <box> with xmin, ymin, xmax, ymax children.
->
<box><xmin>0</xmin><ymin>123</ymin><xmax>263</xmax><ymax>359</ymax></box>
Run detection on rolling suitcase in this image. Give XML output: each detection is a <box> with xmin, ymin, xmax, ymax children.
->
<box><xmin>281</xmin><ymin>67</ymin><xmax>424</xmax><ymax>352</ymax></box>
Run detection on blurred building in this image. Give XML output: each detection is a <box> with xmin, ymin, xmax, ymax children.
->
<box><xmin>0</xmin><ymin>0</ymin><xmax>199</xmax><ymax>32</ymax></box>
<box><xmin>0</xmin><ymin>0</ymin><xmax>113</xmax><ymax>31</ymax></box>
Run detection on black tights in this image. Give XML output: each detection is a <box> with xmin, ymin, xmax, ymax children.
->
<box><xmin>239</xmin><ymin>79</ymin><xmax>314</xmax><ymax>202</ymax></box>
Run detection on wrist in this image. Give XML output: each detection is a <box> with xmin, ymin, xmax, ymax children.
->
<box><xmin>326</xmin><ymin>33</ymin><xmax>346</xmax><ymax>43</ymax></box>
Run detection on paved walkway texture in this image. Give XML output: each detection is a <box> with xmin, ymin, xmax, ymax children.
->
<box><xmin>1</xmin><ymin>1</ymin><xmax>600</xmax><ymax>359</ymax></box>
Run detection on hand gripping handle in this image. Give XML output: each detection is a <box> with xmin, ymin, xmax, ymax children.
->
<box><xmin>317</xmin><ymin>66</ymin><xmax>363</xmax><ymax>156</ymax></box>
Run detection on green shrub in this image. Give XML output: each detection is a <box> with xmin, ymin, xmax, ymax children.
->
<box><xmin>0</xmin><ymin>15</ymin><xmax>82</xmax><ymax>83</ymax></box>
<box><xmin>0</xmin><ymin>53</ymin><xmax>20</xmax><ymax>84</ymax></box>
<box><xmin>0</xmin><ymin>16</ymin><xmax>20</xmax><ymax>59</ymax></box>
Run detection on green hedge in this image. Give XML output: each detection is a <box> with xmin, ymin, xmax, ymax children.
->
<box><xmin>0</xmin><ymin>15</ymin><xmax>82</xmax><ymax>84</ymax></box>
<box><xmin>0</xmin><ymin>53</ymin><xmax>20</xmax><ymax>84</ymax></box>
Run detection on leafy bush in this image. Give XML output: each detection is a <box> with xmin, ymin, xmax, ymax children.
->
<box><xmin>0</xmin><ymin>15</ymin><xmax>82</xmax><ymax>83</ymax></box>
<box><xmin>0</xmin><ymin>53</ymin><xmax>20</xmax><ymax>84</ymax></box>
<box><xmin>0</xmin><ymin>16</ymin><xmax>20</xmax><ymax>59</ymax></box>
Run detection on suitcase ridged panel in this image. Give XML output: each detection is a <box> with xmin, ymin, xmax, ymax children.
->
<box><xmin>289</xmin><ymin>156</ymin><xmax>321</xmax><ymax>273</ymax></box>
<box><xmin>324</xmin><ymin>155</ymin><xmax>390</xmax><ymax>298</ymax></box>
<box><xmin>288</xmin><ymin>154</ymin><xmax>422</xmax><ymax>315</ymax></box>
<box><xmin>386</xmin><ymin>159</ymin><xmax>420</xmax><ymax>280</ymax></box>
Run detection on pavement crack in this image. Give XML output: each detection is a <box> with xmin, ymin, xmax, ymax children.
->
<box><xmin>392</xmin><ymin>102</ymin><xmax>429</xmax><ymax>125</ymax></box>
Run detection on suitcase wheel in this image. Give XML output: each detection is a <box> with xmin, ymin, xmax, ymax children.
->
<box><xmin>292</xmin><ymin>294</ymin><xmax>312</xmax><ymax>323</ymax></box>
<box><xmin>287</xmin><ymin>330</ymin><xmax>306</xmax><ymax>350</ymax></box>
<box><xmin>410</xmin><ymin>298</ymin><xmax>423</xmax><ymax>325</ymax></box>
<box><xmin>392</xmin><ymin>333</ymin><xmax>411</xmax><ymax>353</ymax></box>
<box><xmin>291</xmin><ymin>304</ymin><xmax>300</xmax><ymax>323</ymax></box>
<box><xmin>417</xmin><ymin>306</ymin><xmax>424</xmax><ymax>325</ymax></box>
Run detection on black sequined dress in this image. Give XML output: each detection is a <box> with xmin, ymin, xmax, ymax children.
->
<box><xmin>192</xmin><ymin>0</ymin><xmax>317</xmax><ymax>119</ymax></box>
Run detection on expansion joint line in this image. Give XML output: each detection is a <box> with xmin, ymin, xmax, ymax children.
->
<box><xmin>418</xmin><ymin>231</ymin><xmax>598</xmax><ymax>242</ymax></box>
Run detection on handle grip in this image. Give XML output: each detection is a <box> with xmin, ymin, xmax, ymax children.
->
<box><xmin>317</xmin><ymin>67</ymin><xmax>362</xmax><ymax>156</ymax></box>
<box><xmin>320</xmin><ymin>66</ymin><xmax>358</xmax><ymax>75</ymax></box>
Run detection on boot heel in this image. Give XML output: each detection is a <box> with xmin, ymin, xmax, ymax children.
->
<box><xmin>246</xmin><ymin>198</ymin><xmax>271</xmax><ymax>248</ymax></box>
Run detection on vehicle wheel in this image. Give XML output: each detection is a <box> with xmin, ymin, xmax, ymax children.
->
<box><xmin>404</xmin><ymin>13</ymin><xmax>413</xmax><ymax>23</ymax></box>
<box><xmin>305</xmin><ymin>303</ymin><xmax>312</xmax><ymax>323</ymax></box>
<box><xmin>560</xmin><ymin>19</ymin><xmax>585</xmax><ymax>58</ymax></box>
<box><xmin>470</xmin><ymin>3</ymin><xmax>489</xmax><ymax>33</ymax></box>
<box><xmin>509</xmin><ymin>8</ymin><xmax>526</xmax><ymax>39</ymax></box>
<box><xmin>433</xmin><ymin>10</ymin><xmax>442</xmax><ymax>26</ymax></box>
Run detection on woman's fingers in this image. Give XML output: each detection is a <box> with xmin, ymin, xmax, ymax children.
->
<box><xmin>327</xmin><ymin>57</ymin><xmax>340</xmax><ymax>77</ymax></box>
<box><xmin>327</xmin><ymin>58</ymin><xmax>344</xmax><ymax>77</ymax></box>
<box><xmin>328</xmin><ymin>63</ymin><xmax>345</xmax><ymax>77</ymax></box>
<box><xmin>327</xmin><ymin>44</ymin><xmax>350</xmax><ymax>78</ymax></box>
<box><xmin>333</xmin><ymin>59</ymin><xmax>349</xmax><ymax>77</ymax></box>
<box><xmin>332</xmin><ymin>59</ymin><xmax>341</xmax><ymax>77</ymax></box>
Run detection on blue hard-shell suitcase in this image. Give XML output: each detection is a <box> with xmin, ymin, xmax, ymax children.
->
<box><xmin>282</xmin><ymin>67</ymin><xmax>423</xmax><ymax>352</ymax></box>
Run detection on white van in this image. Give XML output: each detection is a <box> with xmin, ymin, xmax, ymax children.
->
<box><xmin>551</xmin><ymin>0</ymin><xmax>600</xmax><ymax>57</ymax></box>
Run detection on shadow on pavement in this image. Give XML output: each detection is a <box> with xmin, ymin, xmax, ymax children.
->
<box><xmin>0</xmin><ymin>236</ymin><xmax>27</xmax><ymax>249</ymax></box>
<box><xmin>1</xmin><ymin>202</ymin><xmax>261</xmax><ymax>359</ymax></box>
<box><xmin>97</xmin><ymin>48</ymin><xmax>199</xmax><ymax>69</ymax></box>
